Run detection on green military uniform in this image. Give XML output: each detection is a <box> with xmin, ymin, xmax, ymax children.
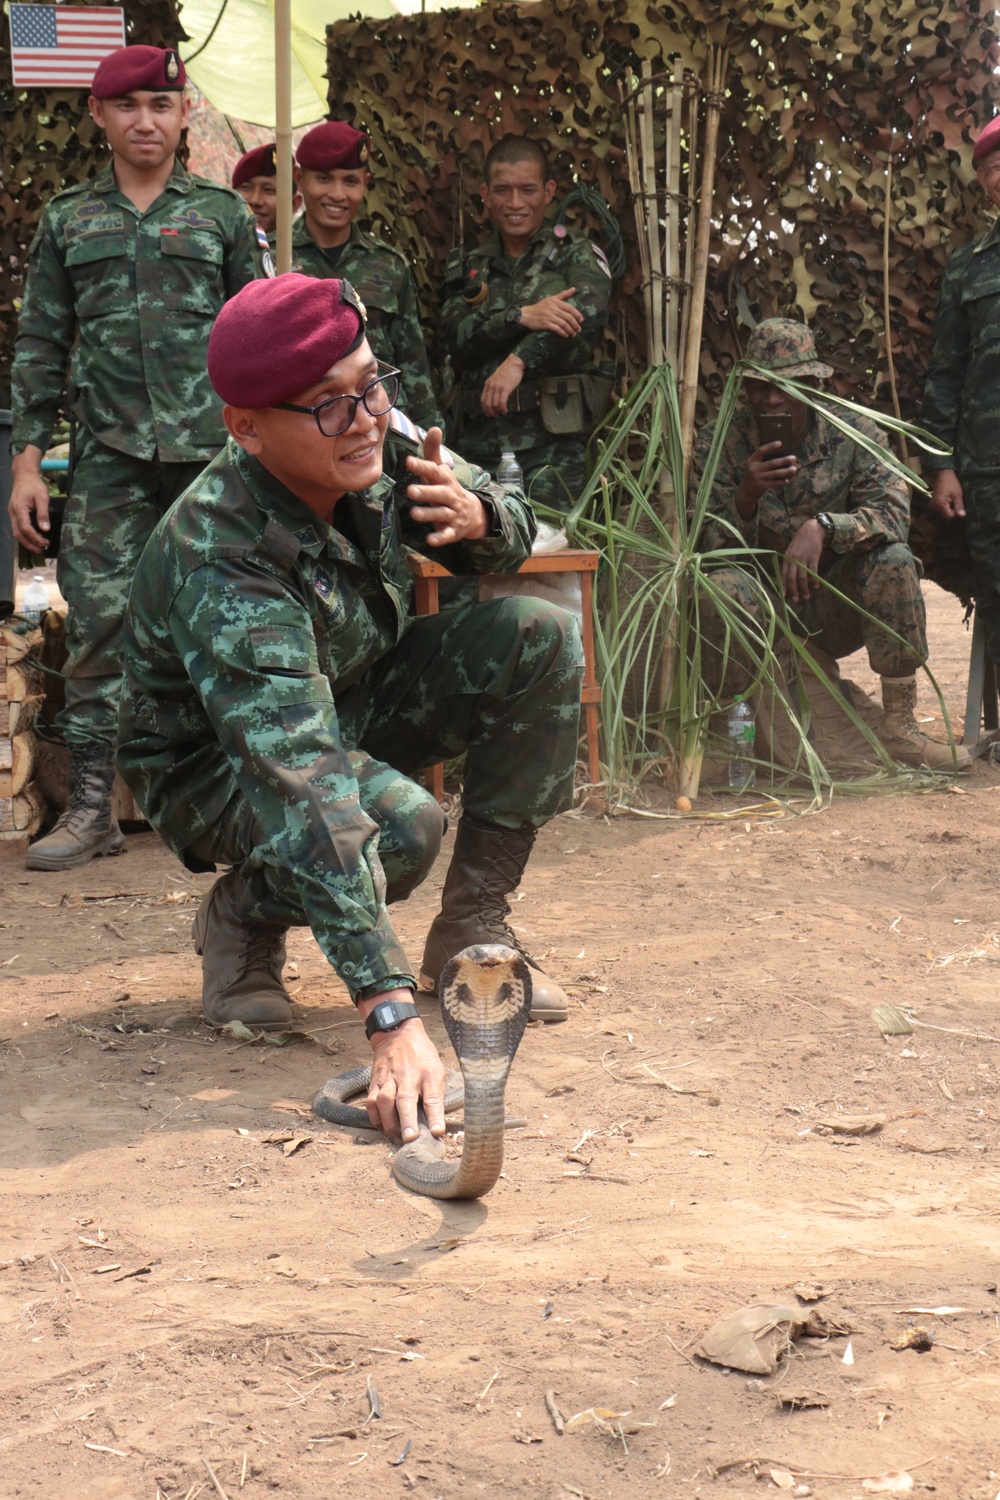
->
<box><xmin>921</xmin><ymin>216</ymin><xmax>1000</xmax><ymax>660</ymax></box>
<box><xmin>441</xmin><ymin>220</ymin><xmax>612</xmax><ymax>511</ymax></box>
<box><xmin>286</xmin><ymin>219</ymin><xmax>443</xmax><ymax>433</ymax></box>
<box><xmin>693</xmin><ymin>404</ymin><xmax>927</xmax><ymax>678</ymax></box>
<box><xmin>11</xmin><ymin>161</ymin><xmax>266</xmax><ymax>748</ymax></box>
<box><xmin>117</xmin><ymin>423</ymin><xmax>584</xmax><ymax>1002</ymax></box>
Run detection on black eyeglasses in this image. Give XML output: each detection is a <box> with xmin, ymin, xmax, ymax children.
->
<box><xmin>272</xmin><ymin>365</ymin><xmax>400</xmax><ymax>436</ymax></box>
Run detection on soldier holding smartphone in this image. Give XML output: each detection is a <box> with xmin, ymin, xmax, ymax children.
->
<box><xmin>692</xmin><ymin>319</ymin><xmax>968</xmax><ymax>772</ymax></box>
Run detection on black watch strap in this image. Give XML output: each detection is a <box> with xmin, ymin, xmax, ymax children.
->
<box><xmin>364</xmin><ymin>999</ymin><xmax>419</xmax><ymax>1040</ymax></box>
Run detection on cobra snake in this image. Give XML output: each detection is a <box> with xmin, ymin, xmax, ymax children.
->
<box><xmin>312</xmin><ymin>944</ymin><xmax>531</xmax><ymax>1199</ymax></box>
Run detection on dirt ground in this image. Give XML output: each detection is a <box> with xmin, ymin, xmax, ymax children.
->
<box><xmin>3</xmin><ymin>583</ymin><xmax>1000</xmax><ymax>1500</ymax></box>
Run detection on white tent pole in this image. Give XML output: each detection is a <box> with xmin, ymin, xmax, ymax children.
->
<box><xmin>275</xmin><ymin>0</ymin><xmax>293</xmax><ymax>273</ymax></box>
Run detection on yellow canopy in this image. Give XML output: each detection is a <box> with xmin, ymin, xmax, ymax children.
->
<box><xmin>178</xmin><ymin>0</ymin><xmax>398</xmax><ymax>127</ymax></box>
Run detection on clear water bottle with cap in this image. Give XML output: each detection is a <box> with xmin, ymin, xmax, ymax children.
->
<box><xmin>21</xmin><ymin>574</ymin><xmax>51</xmax><ymax>623</ymax></box>
<box><xmin>726</xmin><ymin>696</ymin><xmax>756</xmax><ymax>789</ymax></box>
<box><xmin>496</xmin><ymin>450</ymin><xmax>524</xmax><ymax>488</ymax></box>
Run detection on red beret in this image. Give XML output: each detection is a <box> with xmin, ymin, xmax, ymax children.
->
<box><xmin>296</xmin><ymin>121</ymin><xmax>371</xmax><ymax>172</ymax></box>
<box><xmin>208</xmin><ymin>274</ymin><xmax>367</xmax><ymax>408</ymax></box>
<box><xmin>974</xmin><ymin>116</ymin><xmax>1000</xmax><ymax>163</ymax></box>
<box><xmin>91</xmin><ymin>45</ymin><xmax>185</xmax><ymax>98</ymax></box>
<box><xmin>233</xmin><ymin>144</ymin><xmax>277</xmax><ymax>189</ymax></box>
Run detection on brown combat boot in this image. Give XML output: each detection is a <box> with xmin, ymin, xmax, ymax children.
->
<box><xmin>25</xmin><ymin>745</ymin><xmax>125</xmax><ymax>872</ymax></box>
<box><xmin>419</xmin><ymin>815</ymin><xmax>570</xmax><ymax>1023</ymax></box>
<box><xmin>879</xmin><ymin>676</ymin><xmax>971</xmax><ymax>772</ymax></box>
<box><xmin>192</xmin><ymin>870</ymin><xmax>293</xmax><ymax>1031</ymax></box>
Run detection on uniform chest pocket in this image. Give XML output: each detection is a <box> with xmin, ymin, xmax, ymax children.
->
<box><xmin>158</xmin><ymin>229</ymin><xmax>225</xmax><ymax>314</ymax></box>
<box><xmin>354</xmin><ymin>278</ymin><xmax>400</xmax><ymax>326</ymax></box>
<box><xmin>64</xmin><ymin>231</ymin><xmax>128</xmax><ymax>319</ymax></box>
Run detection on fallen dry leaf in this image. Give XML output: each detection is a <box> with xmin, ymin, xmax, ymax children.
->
<box><xmin>889</xmin><ymin>1326</ymin><xmax>933</xmax><ymax>1352</ymax></box>
<box><xmin>814</xmin><ymin>1113</ymin><xmax>885</xmax><ymax>1135</ymax></box>
<box><xmin>697</xmin><ymin>1303</ymin><xmax>804</xmax><ymax>1375</ymax></box>
<box><xmin>861</xmin><ymin>1473</ymin><xmax>914</xmax><ymax>1494</ymax></box>
<box><xmin>768</xmin><ymin>1468</ymin><xmax>796</xmax><ymax>1490</ymax></box>
<box><xmin>776</xmin><ymin>1389</ymin><xmax>830</xmax><ymax>1409</ymax></box>
<box><xmin>564</xmin><ymin>1406</ymin><xmax>629</xmax><ymax>1432</ymax></box>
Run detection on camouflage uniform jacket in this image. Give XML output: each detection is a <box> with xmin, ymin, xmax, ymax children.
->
<box><xmin>12</xmin><ymin>161</ymin><xmax>265</xmax><ymax>462</ymax></box>
<box><xmin>694</xmin><ymin>405</ymin><xmax>911</xmax><ymax>556</ymax></box>
<box><xmin>441</xmin><ymin>219</ymin><xmax>612</xmax><ymax>451</ymax></box>
<box><xmin>118</xmin><ymin>426</ymin><xmax>535</xmax><ymax>999</ymax></box>
<box><xmin>921</xmin><ymin>216</ymin><xmax>1000</xmax><ymax>477</ymax></box>
<box><xmin>285</xmin><ymin>219</ymin><xmax>443</xmax><ymax>432</ymax></box>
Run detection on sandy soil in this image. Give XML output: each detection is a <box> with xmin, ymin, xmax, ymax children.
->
<box><xmin>3</xmin><ymin>584</ymin><xmax>1000</xmax><ymax>1500</ymax></box>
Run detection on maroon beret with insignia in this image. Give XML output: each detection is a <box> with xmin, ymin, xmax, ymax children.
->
<box><xmin>232</xmin><ymin>144</ymin><xmax>277</xmax><ymax>189</ymax></box>
<box><xmin>296</xmin><ymin>120</ymin><xmax>371</xmax><ymax>172</ymax></box>
<box><xmin>973</xmin><ymin>116</ymin><xmax>1000</xmax><ymax>163</ymax></box>
<box><xmin>91</xmin><ymin>45</ymin><xmax>186</xmax><ymax>98</ymax></box>
<box><xmin>207</xmin><ymin>274</ymin><xmax>367</xmax><ymax>408</ymax></box>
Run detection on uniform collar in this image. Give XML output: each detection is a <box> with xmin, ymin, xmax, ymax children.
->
<box><xmin>94</xmin><ymin>158</ymin><xmax>192</xmax><ymax>209</ymax></box>
<box><xmin>481</xmin><ymin>214</ymin><xmax>557</xmax><ymax>262</ymax></box>
<box><xmin>975</xmin><ymin>216</ymin><xmax>1000</xmax><ymax>254</ymax></box>
<box><xmin>233</xmin><ymin>443</ymin><xmax>330</xmax><ymax>556</ymax></box>
<box><xmin>294</xmin><ymin>216</ymin><xmax>364</xmax><ymax>251</ymax></box>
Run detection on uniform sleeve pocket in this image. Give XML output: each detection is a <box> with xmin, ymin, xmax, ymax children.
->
<box><xmin>250</xmin><ymin>624</ymin><xmax>319</xmax><ymax>676</ymax></box>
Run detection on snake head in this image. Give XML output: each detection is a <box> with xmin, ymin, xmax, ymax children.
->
<box><xmin>439</xmin><ymin>944</ymin><xmax>533</xmax><ymax>1060</ymax></box>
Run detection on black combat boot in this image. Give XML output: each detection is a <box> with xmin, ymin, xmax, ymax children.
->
<box><xmin>25</xmin><ymin>745</ymin><xmax>125</xmax><ymax>872</ymax></box>
<box><xmin>420</xmin><ymin>815</ymin><xmax>569</xmax><ymax>1023</ymax></box>
<box><xmin>192</xmin><ymin>869</ymin><xmax>293</xmax><ymax>1031</ymax></box>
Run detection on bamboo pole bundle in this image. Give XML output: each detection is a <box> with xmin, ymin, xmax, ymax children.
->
<box><xmin>679</xmin><ymin>42</ymin><xmax>729</xmax><ymax>483</ymax></box>
<box><xmin>881</xmin><ymin>135</ymin><xmax>910</xmax><ymax>465</ymax></box>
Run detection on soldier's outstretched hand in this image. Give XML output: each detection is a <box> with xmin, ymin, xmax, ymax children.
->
<box><xmin>407</xmin><ymin>427</ymin><xmax>490</xmax><ymax>546</ymax></box>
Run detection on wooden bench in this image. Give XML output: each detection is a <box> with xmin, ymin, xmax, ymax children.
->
<box><xmin>407</xmin><ymin>548</ymin><xmax>602</xmax><ymax>801</ymax></box>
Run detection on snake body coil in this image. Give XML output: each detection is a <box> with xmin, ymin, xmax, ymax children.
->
<box><xmin>313</xmin><ymin>944</ymin><xmax>532</xmax><ymax>1199</ymax></box>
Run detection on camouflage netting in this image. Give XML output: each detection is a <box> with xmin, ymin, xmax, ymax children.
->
<box><xmin>326</xmin><ymin>0</ymin><xmax>999</xmax><ymax>429</ymax></box>
<box><xmin>0</xmin><ymin>0</ymin><xmax>185</xmax><ymax>406</ymax></box>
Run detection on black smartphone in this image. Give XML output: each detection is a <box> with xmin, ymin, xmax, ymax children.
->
<box><xmin>757</xmin><ymin>413</ymin><xmax>793</xmax><ymax>456</ymax></box>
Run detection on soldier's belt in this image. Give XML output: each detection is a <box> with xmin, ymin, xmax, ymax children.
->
<box><xmin>464</xmin><ymin>377</ymin><xmax>545</xmax><ymax>418</ymax></box>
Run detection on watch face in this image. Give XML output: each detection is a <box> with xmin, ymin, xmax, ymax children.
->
<box><xmin>374</xmin><ymin>1002</ymin><xmax>395</xmax><ymax>1029</ymax></box>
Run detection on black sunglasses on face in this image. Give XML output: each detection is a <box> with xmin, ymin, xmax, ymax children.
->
<box><xmin>272</xmin><ymin>364</ymin><xmax>400</xmax><ymax>436</ymax></box>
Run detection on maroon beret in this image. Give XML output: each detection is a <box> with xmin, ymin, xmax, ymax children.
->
<box><xmin>296</xmin><ymin>120</ymin><xmax>371</xmax><ymax>172</ymax></box>
<box><xmin>973</xmin><ymin>116</ymin><xmax>1000</xmax><ymax>163</ymax></box>
<box><xmin>91</xmin><ymin>45</ymin><xmax>185</xmax><ymax>98</ymax></box>
<box><xmin>208</xmin><ymin>274</ymin><xmax>367</xmax><ymax>408</ymax></box>
<box><xmin>232</xmin><ymin>144</ymin><xmax>277</xmax><ymax>189</ymax></box>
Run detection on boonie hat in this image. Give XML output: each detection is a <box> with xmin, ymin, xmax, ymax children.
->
<box><xmin>296</xmin><ymin>121</ymin><xmax>371</xmax><ymax>172</ymax></box>
<box><xmin>91</xmin><ymin>44</ymin><xmax>185</xmax><ymax>98</ymax></box>
<box><xmin>745</xmin><ymin>318</ymin><xmax>833</xmax><ymax>380</ymax></box>
<box><xmin>207</xmin><ymin>274</ymin><xmax>367</xmax><ymax>408</ymax></box>
<box><xmin>233</xmin><ymin>144</ymin><xmax>277</xmax><ymax>189</ymax></box>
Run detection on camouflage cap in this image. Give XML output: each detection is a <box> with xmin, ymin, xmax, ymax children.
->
<box><xmin>745</xmin><ymin>318</ymin><xmax>833</xmax><ymax>380</ymax></box>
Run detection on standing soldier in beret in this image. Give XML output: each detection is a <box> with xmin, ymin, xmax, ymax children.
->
<box><xmin>117</xmin><ymin>275</ymin><xmax>582</xmax><ymax>1138</ymax></box>
<box><xmin>287</xmin><ymin>120</ymin><xmax>442</xmax><ymax>433</ymax></box>
<box><xmin>922</xmin><ymin>116</ymin><xmax>1000</xmax><ymax>672</ymax></box>
<box><xmin>441</xmin><ymin>134</ymin><xmax>613</xmax><ymax>512</ymax></box>
<box><xmin>232</xmin><ymin>142</ymin><xmax>301</xmax><ymax>238</ymax></box>
<box><xmin>9</xmin><ymin>43</ymin><xmax>268</xmax><ymax>872</ymax></box>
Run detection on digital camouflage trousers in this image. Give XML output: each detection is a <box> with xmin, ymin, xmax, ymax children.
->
<box><xmin>703</xmin><ymin>541</ymin><xmax>929</xmax><ymax>689</ymax></box>
<box><xmin>190</xmin><ymin>596</ymin><xmax>584</xmax><ymax>928</ymax></box>
<box><xmin>57</xmin><ymin>430</ymin><xmax>208</xmax><ymax>749</ymax></box>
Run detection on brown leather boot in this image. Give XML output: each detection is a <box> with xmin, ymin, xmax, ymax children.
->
<box><xmin>192</xmin><ymin>870</ymin><xmax>293</xmax><ymax>1031</ymax></box>
<box><xmin>25</xmin><ymin>745</ymin><xmax>125</xmax><ymax>871</ymax></box>
<box><xmin>419</xmin><ymin>815</ymin><xmax>569</xmax><ymax>1023</ymax></box>
<box><xmin>879</xmin><ymin>676</ymin><xmax>971</xmax><ymax>772</ymax></box>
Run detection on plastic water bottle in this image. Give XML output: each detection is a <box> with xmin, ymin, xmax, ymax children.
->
<box><xmin>726</xmin><ymin>697</ymin><xmax>756</xmax><ymax>789</ymax></box>
<box><xmin>496</xmin><ymin>450</ymin><xmax>524</xmax><ymax>488</ymax></box>
<box><xmin>21</xmin><ymin>574</ymin><xmax>51</xmax><ymax>623</ymax></box>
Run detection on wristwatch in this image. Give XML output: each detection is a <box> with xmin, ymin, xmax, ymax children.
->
<box><xmin>816</xmin><ymin>512</ymin><xmax>835</xmax><ymax>539</ymax></box>
<box><xmin>364</xmin><ymin>998</ymin><xmax>420</xmax><ymax>1040</ymax></box>
<box><xmin>505</xmin><ymin>305</ymin><xmax>523</xmax><ymax>327</ymax></box>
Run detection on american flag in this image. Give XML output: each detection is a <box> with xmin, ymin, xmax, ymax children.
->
<box><xmin>10</xmin><ymin>5</ymin><xmax>126</xmax><ymax>89</ymax></box>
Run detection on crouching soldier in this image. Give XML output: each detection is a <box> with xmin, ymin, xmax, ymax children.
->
<box><xmin>117</xmin><ymin>275</ymin><xmax>582</xmax><ymax>1142</ymax></box>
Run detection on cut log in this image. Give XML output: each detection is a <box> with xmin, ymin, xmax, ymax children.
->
<box><xmin>0</xmin><ymin>621</ymin><xmax>43</xmax><ymax>666</ymax></box>
<box><xmin>1</xmin><ymin>660</ymin><xmax>44</xmax><ymax>702</ymax></box>
<box><xmin>0</xmin><ymin>694</ymin><xmax>43</xmax><ymax>738</ymax></box>
<box><xmin>0</xmin><ymin>785</ymin><xmax>43</xmax><ymax>836</ymax></box>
